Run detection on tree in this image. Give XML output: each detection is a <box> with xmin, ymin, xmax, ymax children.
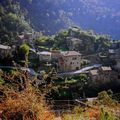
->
<box><xmin>19</xmin><ymin>44</ymin><xmax>30</xmax><ymax>67</ymax></box>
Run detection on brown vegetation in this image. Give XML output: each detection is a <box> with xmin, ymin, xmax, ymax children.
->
<box><xmin>0</xmin><ymin>85</ymin><xmax>55</xmax><ymax>120</ymax></box>
<box><xmin>0</xmin><ymin>70</ymin><xmax>55</xmax><ymax>120</ymax></box>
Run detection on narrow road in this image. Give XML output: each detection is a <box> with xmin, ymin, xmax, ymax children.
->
<box><xmin>58</xmin><ymin>64</ymin><xmax>102</xmax><ymax>76</ymax></box>
<box><xmin>0</xmin><ymin>64</ymin><xmax>102</xmax><ymax>76</ymax></box>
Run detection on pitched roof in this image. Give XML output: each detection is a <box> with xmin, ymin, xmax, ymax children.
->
<box><xmin>0</xmin><ymin>44</ymin><xmax>11</xmax><ymax>50</ymax></box>
<box><xmin>18</xmin><ymin>35</ymin><xmax>24</xmax><ymax>40</ymax></box>
<box><xmin>61</xmin><ymin>51</ymin><xmax>81</xmax><ymax>56</ymax></box>
<box><xmin>101</xmin><ymin>66</ymin><xmax>112</xmax><ymax>71</ymax></box>
<box><xmin>90</xmin><ymin>70</ymin><xmax>98</xmax><ymax>75</ymax></box>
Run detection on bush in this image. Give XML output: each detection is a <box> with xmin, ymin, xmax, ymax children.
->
<box><xmin>20</xmin><ymin>44</ymin><xmax>30</xmax><ymax>56</ymax></box>
<box><xmin>73</xmin><ymin>106</ymin><xmax>84</xmax><ymax>114</ymax></box>
<box><xmin>0</xmin><ymin>77</ymin><xmax>4</xmax><ymax>85</ymax></box>
<box><xmin>96</xmin><ymin>91</ymin><xmax>118</xmax><ymax>107</ymax></box>
<box><xmin>0</xmin><ymin>85</ymin><xmax>55</xmax><ymax>120</ymax></box>
<box><xmin>100</xmin><ymin>108</ymin><xmax>115</xmax><ymax>120</ymax></box>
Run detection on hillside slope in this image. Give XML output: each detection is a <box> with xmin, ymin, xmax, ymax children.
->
<box><xmin>20</xmin><ymin>0</ymin><xmax>120</xmax><ymax>39</ymax></box>
<box><xmin>0</xmin><ymin>0</ymin><xmax>32</xmax><ymax>44</ymax></box>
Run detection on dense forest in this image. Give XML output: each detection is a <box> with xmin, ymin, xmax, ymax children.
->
<box><xmin>1</xmin><ymin>0</ymin><xmax>120</xmax><ymax>44</ymax></box>
<box><xmin>20</xmin><ymin>0</ymin><xmax>120</xmax><ymax>39</ymax></box>
<box><xmin>0</xmin><ymin>0</ymin><xmax>32</xmax><ymax>44</ymax></box>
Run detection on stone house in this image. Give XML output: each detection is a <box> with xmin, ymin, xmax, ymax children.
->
<box><xmin>0</xmin><ymin>44</ymin><xmax>12</xmax><ymax>59</ymax></box>
<box><xmin>17</xmin><ymin>32</ymin><xmax>33</xmax><ymax>45</ymax></box>
<box><xmin>99</xmin><ymin>66</ymin><xmax>118</xmax><ymax>83</ymax></box>
<box><xmin>37</xmin><ymin>51</ymin><xmax>52</xmax><ymax>62</ymax></box>
<box><xmin>66</xmin><ymin>37</ymin><xmax>83</xmax><ymax>51</ymax></box>
<box><xmin>37</xmin><ymin>50</ymin><xmax>81</xmax><ymax>72</ymax></box>
<box><xmin>89</xmin><ymin>66</ymin><xmax>118</xmax><ymax>84</ymax></box>
<box><xmin>58</xmin><ymin>51</ymin><xmax>81</xmax><ymax>72</ymax></box>
<box><xmin>99</xmin><ymin>66</ymin><xmax>112</xmax><ymax>83</ymax></box>
<box><xmin>51</xmin><ymin>50</ymin><xmax>61</xmax><ymax>61</ymax></box>
<box><xmin>109</xmin><ymin>47</ymin><xmax>120</xmax><ymax>70</ymax></box>
<box><xmin>89</xmin><ymin>69</ymin><xmax>99</xmax><ymax>82</ymax></box>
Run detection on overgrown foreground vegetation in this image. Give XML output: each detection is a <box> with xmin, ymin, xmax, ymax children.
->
<box><xmin>0</xmin><ymin>86</ymin><xmax>55</xmax><ymax>120</ymax></box>
<box><xmin>0</xmin><ymin>69</ymin><xmax>120</xmax><ymax>120</ymax></box>
<box><xmin>63</xmin><ymin>91</ymin><xmax>120</xmax><ymax>120</ymax></box>
<box><xmin>0</xmin><ymin>70</ymin><xmax>54</xmax><ymax>120</ymax></box>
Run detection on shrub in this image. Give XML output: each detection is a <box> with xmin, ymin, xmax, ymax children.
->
<box><xmin>0</xmin><ymin>85</ymin><xmax>55</xmax><ymax>120</ymax></box>
<box><xmin>0</xmin><ymin>77</ymin><xmax>4</xmax><ymax>86</ymax></box>
<box><xmin>97</xmin><ymin>91</ymin><xmax>118</xmax><ymax>107</ymax></box>
<box><xmin>20</xmin><ymin>44</ymin><xmax>30</xmax><ymax>56</ymax></box>
<box><xmin>100</xmin><ymin>108</ymin><xmax>115</xmax><ymax>120</ymax></box>
<box><xmin>73</xmin><ymin>106</ymin><xmax>84</xmax><ymax>114</ymax></box>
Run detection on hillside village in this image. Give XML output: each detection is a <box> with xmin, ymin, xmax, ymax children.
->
<box><xmin>1</xmin><ymin>0</ymin><xmax>120</xmax><ymax>119</ymax></box>
<box><xmin>0</xmin><ymin>27</ymin><xmax>120</xmax><ymax>87</ymax></box>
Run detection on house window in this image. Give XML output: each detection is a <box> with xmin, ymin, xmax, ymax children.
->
<box><xmin>73</xmin><ymin>57</ymin><xmax>77</xmax><ymax>60</ymax></box>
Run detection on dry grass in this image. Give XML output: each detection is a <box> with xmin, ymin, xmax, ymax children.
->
<box><xmin>0</xmin><ymin>70</ymin><xmax>55</xmax><ymax>120</ymax></box>
<box><xmin>0</xmin><ymin>85</ymin><xmax>55</xmax><ymax>120</ymax></box>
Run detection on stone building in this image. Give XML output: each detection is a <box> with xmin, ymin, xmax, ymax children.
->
<box><xmin>37</xmin><ymin>51</ymin><xmax>52</xmax><ymax>62</ymax></box>
<box><xmin>89</xmin><ymin>66</ymin><xmax>118</xmax><ymax>84</ymax></box>
<box><xmin>17</xmin><ymin>32</ymin><xmax>33</xmax><ymax>45</ymax></box>
<box><xmin>67</xmin><ymin>37</ymin><xmax>83</xmax><ymax>51</ymax></box>
<box><xmin>58</xmin><ymin>51</ymin><xmax>81</xmax><ymax>72</ymax></box>
<box><xmin>0</xmin><ymin>44</ymin><xmax>12</xmax><ymax>59</ymax></box>
<box><xmin>108</xmin><ymin>41</ymin><xmax>120</xmax><ymax>70</ymax></box>
<box><xmin>51</xmin><ymin>50</ymin><xmax>61</xmax><ymax>61</ymax></box>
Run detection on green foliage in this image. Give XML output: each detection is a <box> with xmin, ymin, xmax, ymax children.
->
<box><xmin>35</xmin><ymin>36</ymin><xmax>48</xmax><ymax>45</ymax></box>
<box><xmin>63</xmin><ymin>114</ymin><xmax>84</xmax><ymax>120</ymax></box>
<box><xmin>81</xmin><ymin>60</ymin><xmax>90</xmax><ymax>67</ymax></box>
<box><xmin>73</xmin><ymin>106</ymin><xmax>84</xmax><ymax>114</ymax></box>
<box><xmin>96</xmin><ymin>91</ymin><xmax>118</xmax><ymax>107</ymax></box>
<box><xmin>65</xmin><ymin>79</ymin><xmax>77</xmax><ymax>85</ymax></box>
<box><xmin>8</xmin><ymin>13</ymin><xmax>18</xmax><ymax>21</ymax></box>
<box><xmin>0</xmin><ymin>76</ymin><xmax>4</xmax><ymax>85</ymax></box>
<box><xmin>20</xmin><ymin>44</ymin><xmax>30</xmax><ymax>55</ymax></box>
<box><xmin>52</xmin><ymin>27</ymin><xmax>111</xmax><ymax>53</ymax></box>
<box><xmin>0</xmin><ymin>6</ymin><xmax>4</xmax><ymax>14</ymax></box>
<box><xmin>47</xmin><ymin>73</ymin><xmax>89</xmax><ymax>100</ymax></box>
<box><xmin>19</xmin><ymin>20</ymin><xmax>31</xmax><ymax>31</ymax></box>
<box><xmin>52</xmin><ymin>77</ymin><xmax>64</xmax><ymax>85</ymax></box>
<box><xmin>19</xmin><ymin>44</ymin><xmax>30</xmax><ymax>66</ymax></box>
<box><xmin>54</xmin><ymin>30</ymin><xmax>69</xmax><ymax>50</ymax></box>
<box><xmin>47</xmin><ymin>86</ymin><xmax>72</xmax><ymax>100</ymax></box>
<box><xmin>100</xmin><ymin>108</ymin><xmax>115</xmax><ymax>120</ymax></box>
<box><xmin>0</xmin><ymin>0</ymin><xmax>32</xmax><ymax>43</ymax></box>
<box><xmin>35</xmin><ymin>36</ymin><xmax>55</xmax><ymax>50</ymax></box>
<box><xmin>38</xmin><ymin>36</ymin><xmax>48</xmax><ymax>42</ymax></box>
